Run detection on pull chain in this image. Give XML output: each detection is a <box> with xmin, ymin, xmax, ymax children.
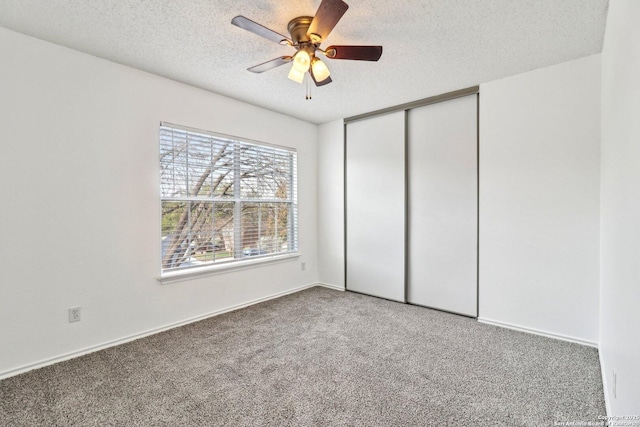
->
<box><xmin>305</xmin><ymin>74</ymin><xmax>312</xmax><ymax>100</ymax></box>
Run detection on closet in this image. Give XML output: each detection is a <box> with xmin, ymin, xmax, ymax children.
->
<box><xmin>345</xmin><ymin>88</ymin><xmax>478</xmax><ymax>317</ymax></box>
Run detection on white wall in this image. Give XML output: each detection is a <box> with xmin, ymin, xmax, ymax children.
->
<box><xmin>0</xmin><ymin>27</ymin><xmax>318</xmax><ymax>377</ymax></box>
<box><xmin>317</xmin><ymin>120</ymin><xmax>345</xmax><ymax>289</ymax></box>
<box><xmin>479</xmin><ymin>55</ymin><xmax>601</xmax><ymax>345</ymax></box>
<box><xmin>600</xmin><ymin>0</ymin><xmax>640</xmax><ymax>414</ymax></box>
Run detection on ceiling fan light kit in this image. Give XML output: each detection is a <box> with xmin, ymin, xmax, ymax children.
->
<box><xmin>231</xmin><ymin>0</ymin><xmax>382</xmax><ymax>91</ymax></box>
<box><xmin>310</xmin><ymin>57</ymin><xmax>331</xmax><ymax>82</ymax></box>
<box><xmin>288</xmin><ymin>66</ymin><xmax>305</xmax><ymax>84</ymax></box>
<box><xmin>292</xmin><ymin>49</ymin><xmax>312</xmax><ymax>73</ymax></box>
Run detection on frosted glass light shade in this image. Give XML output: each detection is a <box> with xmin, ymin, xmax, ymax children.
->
<box><xmin>288</xmin><ymin>65</ymin><xmax>305</xmax><ymax>84</ymax></box>
<box><xmin>292</xmin><ymin>50</ymin><xmax>311</xmax><ymax>73</ymax></box>
<box><xmin>311</xmin><ymin>58</ymin><xmax>331</xmax><ymax>82</ymax></box>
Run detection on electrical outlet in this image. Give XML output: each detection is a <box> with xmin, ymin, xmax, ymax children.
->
<box><xmin>301</xmin><ymin>262</ymin><xmax>306</xmax><ymax>271</ymax></box>
<box><xmin>69</xmin><ymin>307</ymin><xmax>81</xmax><ymax>323</ymax></box>
<box><xmin>613</xmin><ymin>369</ymin><xmax>617</xmax><ymax>398</ymax></box>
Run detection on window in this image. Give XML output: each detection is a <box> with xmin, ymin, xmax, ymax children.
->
<box><xmin>160</xmin><ymin>123</ymin><xmax>298</xmax><ymax>274</ymax></box>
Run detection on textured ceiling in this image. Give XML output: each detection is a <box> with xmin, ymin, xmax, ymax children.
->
<box><xmin>0</xmin><ymin>0</ymin><xmax>608</xmax><ymax>124</ymax></box>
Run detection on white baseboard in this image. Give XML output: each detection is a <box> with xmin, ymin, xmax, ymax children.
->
<box><xmin>316</xmin><ymin>282</ymin><xmax>346</xmax><ymax>291</ymax></box>
<box><xmin>599</xmin><ymin>346</ymin><xmax>611</xmax><ymax>416</ymax></box>
<box><xmin>0</xmin><ymin>282</ymin><xmax>319</xmax><ymax>381</ymax></box>
<box><xmin>478</xmin><ymin>317</ymin><xmax>598</xmax><ymax>348</ymax></box>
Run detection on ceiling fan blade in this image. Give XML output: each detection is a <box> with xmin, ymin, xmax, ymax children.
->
<box><xmin>325</xmin><ymin>45</ymin><xmax>383</xmax><ymax>61</ymax></box>
<box><xmin>247</xmin><ymin>56</ymin><xmax>293</xmax><ymax>73</ymax></box>
<box><xmin>231</xmin><ymin>16</ymin><xmax>292</xmax><ymax>45</ymax></box>
<box><xmin>309</xmin><ymin>68</ymin><xmax>333</xmax><ymax>86</ymax></box>
<box><xmin>307</xmin><ymin>0</ymin><xmax>349</xmax><ymax>41</ymax></box>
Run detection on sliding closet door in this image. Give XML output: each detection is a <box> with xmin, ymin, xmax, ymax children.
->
<box><xmin>346</xmin><ymin>111</ymin><xmax>405</xmax><ymax>302</ymax></box>
<box><xmin>407</xmin><ymin>95</ymin><xmax>477</xmax><ymax>316</ymax></box>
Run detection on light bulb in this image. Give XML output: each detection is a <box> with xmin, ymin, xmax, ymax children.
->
<box><xmin>311</xmin><ymin>57</ymin><xmax>331</xmax><ymax>82</ymax></box>
<box><xmin>292</xmin><ymin>50</ymin><xmax>311</xmax><ymax>73</ymax></box>
<box><xmin>288</xmin><ymin>65</ymin><xmax>305</xmax><ymax>84</ymax></box>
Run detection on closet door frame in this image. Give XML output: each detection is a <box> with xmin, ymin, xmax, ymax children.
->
<box><xmin>344</xmin><ymin>86</ymin><xmax>480</xmax><ymax>318</ymax></box>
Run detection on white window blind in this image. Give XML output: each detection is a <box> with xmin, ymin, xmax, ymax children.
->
<box><xmin>160</xmin><ymin>123</ymin><xmax>298</xmax><ymax>273</ymax></box>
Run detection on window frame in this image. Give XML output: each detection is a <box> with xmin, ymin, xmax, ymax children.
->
<box><xmin>158</xmin><ymin>122</ymin><xmax>299</xmax><ymax>283</ymax></box>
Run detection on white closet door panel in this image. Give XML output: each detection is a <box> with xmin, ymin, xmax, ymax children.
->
<box><xmin>346</xmin><ymin>111</ymin><xmax>405</xmax><ymax>302</ymax></box>
<box><xmin>407</xmin><ymin>95</ymin><xmax>477</xmax><ymax>316</ymax></box>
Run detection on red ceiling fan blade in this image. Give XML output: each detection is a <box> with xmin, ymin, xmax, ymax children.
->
<box><xmin>325</xmin><ymin>45</ymin><xmax>383</xmax><ymax>61</ymax></box>
<box><xmin>307</xmin><ymin>0</ymin><xmax>349</xmax><ymax>41</ymax></box>
<box><xmin>247</xmin><ymin>56</ymin><xmax>293</xmax><ymax>73</ymax></box>
<box><xmin>232</xmin><ymin>16</ymin><xmax>292</xmax><ymax>45</ymax></box>
<box><xmin>309</xmin><ymin>68</ymin><xmax>333</xmax><ymax>86</ymax></box>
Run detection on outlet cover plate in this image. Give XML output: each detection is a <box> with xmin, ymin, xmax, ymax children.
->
<box><xmin>69</xmin><ymin>307</ymin><xmax>81</xmax><ymax>323</ymax></box>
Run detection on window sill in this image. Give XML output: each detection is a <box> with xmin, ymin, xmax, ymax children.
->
<box><xmin>158</xmin><ymin>253</ymin><xmax>301</xmax><ymax>285</ymax></box>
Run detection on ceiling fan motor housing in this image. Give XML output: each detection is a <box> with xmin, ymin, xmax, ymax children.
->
<box><xmin>287</xmin><ymin>16</ymin><xmax>314</xmax><ymax>45</ymax></box>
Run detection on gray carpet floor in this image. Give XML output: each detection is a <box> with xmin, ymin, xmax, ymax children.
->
<box><xmin>0</xmin><ymin>286</ymin><xmax>605</xmax><ymax>426</ymax></box>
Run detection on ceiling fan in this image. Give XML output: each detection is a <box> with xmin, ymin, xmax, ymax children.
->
<box><xmin>231</xmin><ymin>0</ymin><xmax>383</xmax><ymax>87</ymax></box>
